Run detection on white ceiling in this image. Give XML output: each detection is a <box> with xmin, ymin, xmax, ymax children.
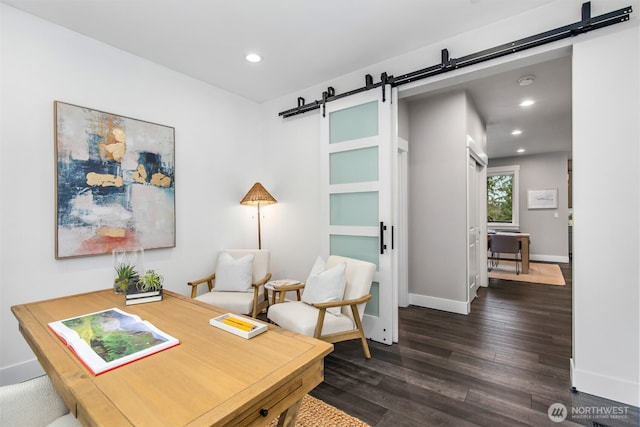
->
<box><xmin>408</xmin><ymin>55</ymin><xmax>572</xmax><ymax>159</ymax></box>
<box><xmin>2</xmin><ymin>0</ymin><xmax>573</xmax><ymax>158</ymax></box>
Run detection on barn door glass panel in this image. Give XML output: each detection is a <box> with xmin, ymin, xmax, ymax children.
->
<box><xmin>329</xmin><ymin>101</ymin><xmax>378</xmax><ymax>144</ymax></box>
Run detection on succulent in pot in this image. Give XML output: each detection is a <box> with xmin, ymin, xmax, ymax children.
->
<box><xmin>114</xmin><ymin>263</ymin><xmax>139</xmax><ymax>294</ymax></box>
<box><xmin>136</xmin><ymin>269</ymin><xmax>164</xmax><ymax>292</ymax></box>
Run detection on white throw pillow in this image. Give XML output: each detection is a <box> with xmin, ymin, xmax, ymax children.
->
<box><xmin>306</xmin><ymin>256</ymin><xmax>327</xmax><ymax>284</ymax></box>
<box><xmin>214</xmin><ymin>252</ymin><xmax>254</xmax><ymax>292</ymax></box>
<box><xmin>302</xmin><ymin>258</ymin><xmax>346</xmax><ymax>315</ymax></box>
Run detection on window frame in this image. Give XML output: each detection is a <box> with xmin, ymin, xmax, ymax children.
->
<box><xmin>487</xmin><ymin>165</ymin><xmax>520</xmax><ymax>231</ymax></box>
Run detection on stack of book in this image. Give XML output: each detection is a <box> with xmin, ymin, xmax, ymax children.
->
<box><xmin>125</xmin><ymin>287</ymin><xmax>163</xmax><ymax>305</ymax></box>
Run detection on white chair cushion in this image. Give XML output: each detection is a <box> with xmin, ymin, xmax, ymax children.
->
<box><xmin>267</xmin><ymin>301</ymin><xmax>354</xmax><ymax>336</ymax></box>
<box><xmin>0</xmin><ymin>375</ymin><xmax>81</xmax><ymax>427</ymax></box>
<box><xmin>214</xmin><ymin>252</ymin><xmax>254</xmax><ymax>292</ymax></box>
<box><xmin>47</xmin><ymin>413</ymin><xmax>83</xmax><ymax>427</ymax></box>
<box><xmin>196</xmin><ymin>289</ymin><xmax>265</xmax><ymax>315</ymax></box>
<box><xmin>301</xmin><ymin>257</ymin><xmax>346</xmax><ymax>315</ymax></box>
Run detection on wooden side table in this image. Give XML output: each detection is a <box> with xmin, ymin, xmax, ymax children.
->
<box><xmin>265</xmin><ymin>280</ymin><xmax>303</xmax><ymax>304</ymax></box>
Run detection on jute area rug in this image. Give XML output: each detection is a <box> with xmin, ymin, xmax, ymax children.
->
<box><xmin>267</xmin><ymin>394</ymin><xmax>370</xmax><ymax>427</ymax></box>
<box><xmin>488</xmin><ymin>260</ymin><xmax>566</xmax><ymax>286</ymax></box>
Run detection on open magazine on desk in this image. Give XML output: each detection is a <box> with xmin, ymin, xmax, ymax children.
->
<box><xmin>48</xmin><ymin>307</ymin><xmax>179</xmax><ymax>375</ymax></box>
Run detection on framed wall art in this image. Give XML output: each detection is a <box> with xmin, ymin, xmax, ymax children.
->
<box><xmin>55</xmin><ymin>101</ymin><xmax>175</xmax><ymax>259</ymax></box>
<box><xmin>527</xmin><ymin>188</ymin><xmax>558</xmax><ymax>210</ymax></box>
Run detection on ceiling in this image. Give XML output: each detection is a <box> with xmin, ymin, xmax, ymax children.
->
<box><xmin>2</xmin><ymin>0</ymin><xmax>572</xmax><ymax>159</ymax></box>
<box><xmin>406</xmin><ymin>55</ymin><xmax>572</xmax><ymax>159</ymax></box>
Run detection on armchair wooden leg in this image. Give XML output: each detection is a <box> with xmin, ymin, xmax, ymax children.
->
<box><xmin>360</xmin><ymin>334</ymin><xmax>371</xmax><ymax>359</ymax></box>
<box><xmin>313</xmin><ymin>309</ymin><xmax>327</xmax><ymax>339</ymax></box>
<box><xmin>353</xmin><ymin>318</ymin><xmax>371</xmax><ymax>359</ymax></box>
<box><xmin>351</xmin><ymin>305</ymin><xmax>371</xmax><ymax>359</ymax></box>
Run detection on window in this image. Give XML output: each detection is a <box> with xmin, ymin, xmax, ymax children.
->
<box><xmin>487</xmin><ymin>165</ymin><xmax>519</xmax><ymax>230</ymax></box>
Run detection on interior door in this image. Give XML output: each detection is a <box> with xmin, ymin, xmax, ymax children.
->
<box><xmin>320</xmin><ymin>86</ymin><xmax>395</xmax><ymax>345</ymax></box>
<box><xmin>467</xmin><ymin>155</ymin><xmax>481</xmax><ymax>303</ymax></box>
<box><xmin>466</xmin><ymin>136</ymin><xmax>488</xmax><ymax>307</ymax></box>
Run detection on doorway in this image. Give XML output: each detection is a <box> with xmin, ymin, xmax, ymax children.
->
<box><xmin>397</xmin><ymin>46</ymin><xmax>572</xmax><ymax>314</ymax></box>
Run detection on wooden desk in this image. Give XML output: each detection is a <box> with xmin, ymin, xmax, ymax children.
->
<box><xmin>488</xmin><ymin>232</ymin><xmax>531</xmax><ymax>274</ymax></box>
<box><xmin>11</xmin><ymin>289</ymin><xmax>333</xmax><ymax>427</ymax></box>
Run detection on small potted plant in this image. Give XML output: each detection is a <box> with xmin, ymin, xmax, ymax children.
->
<box><xmin>136</xmin><ymin>269</ymin><xmax>164</xmax><ymax>292</ymax></box>
<box><xmin>114</xmin><ymin>263</ymin><xmax>139</xmax><ymax>294</ymax></box>
<box><xmin>125</xmin><ymin>269</ymin><xmax>164</xmax><ymax>305</ymax></box>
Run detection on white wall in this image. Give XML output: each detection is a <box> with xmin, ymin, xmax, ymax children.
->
<box><xmin>405</xmin><ymin>91</ymin><xmax>486</xmax><ymax>314</ymax></box>
<box><xmin>0</xmin><ymin>5</ymin><xmax>266</xmax><ymax>383</ymax></box>
<box><xmin>256</xmin><ymin>107</ymin><xmax>325</xmax><ymax>281</ymax></box>
<box><xmin>466</xmin><ymin>96</ymin><xmax>487</xmax><ymax>152</ymax></box>
<box><xmin>406</xmin><ymin>91</ymin><xmax>468</xmax><ymax>308</ymax></box>
<box><xmin>572</xmin><ymin>24</ymin><xmax>640</xmax><ymax>407</ymax></box>
<box><xmin>490</xmin><ymin>152</ymin><xmax>570</xmax><ymax>262</ymax></box>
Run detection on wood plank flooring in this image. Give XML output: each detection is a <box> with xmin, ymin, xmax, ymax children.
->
<box><xmin>308</xmin><ymin>263</ymin><xmax>639</xmax><ymax>427</ymax></box>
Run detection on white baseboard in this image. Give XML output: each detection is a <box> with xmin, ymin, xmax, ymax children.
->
<box><xmin>408</xmin><ymin>293</ymin><xmax>469</xmax><ymax>315</ymax></box>
<box><xmin>0</xmin><ymin>358</ymin><xmax>44</xmax><ymax>386</ymax></box>
<box><xmin>571</xmin><ymin>358</ymin><xmax>640</xmax><ymax>407</ymax></box>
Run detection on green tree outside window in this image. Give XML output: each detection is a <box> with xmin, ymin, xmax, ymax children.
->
<box><xmin>487</xmin><ymin>174</ymin><xmax>513</xmax><ymax>223</ymax></box>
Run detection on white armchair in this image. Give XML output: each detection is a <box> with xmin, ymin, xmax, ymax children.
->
<box><xmin>0</xmin><ymin>375</ymin><xmax>81</xmax><ymax>426</ymax></box>
<box><xmin>267</xmin><ymin>255</ymin><xmax>376</xmax><ymax>358</ymax></box>
<box><xmin>188</xmin><ymin>249</ymin><xmax>271</xmax><ymax>317</ymax></box>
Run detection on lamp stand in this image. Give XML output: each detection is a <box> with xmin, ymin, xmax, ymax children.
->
<box><xmin>256</xmin><ymin>203</ymin><xmax>262</xmax><ymax>250</ymax></box>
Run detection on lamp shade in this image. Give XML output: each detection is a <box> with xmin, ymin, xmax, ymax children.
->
<box><xmin>240</xmin><ymin>182</ymin><xmax>277</xmax><ymax>206</ymax></box>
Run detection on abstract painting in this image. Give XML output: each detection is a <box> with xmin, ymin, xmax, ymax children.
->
<box><xmin>55</xmin><ymin>101</ymin><xmax>175</xmax><ymax>259</ymax></box>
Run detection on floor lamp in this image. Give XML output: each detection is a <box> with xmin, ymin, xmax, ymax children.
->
<box><xmin>240</xmin><ymin>182</ymin><xmax>277</xmax><ymax>249</ymax></box>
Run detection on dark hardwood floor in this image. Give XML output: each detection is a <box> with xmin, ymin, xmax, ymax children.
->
<box><xmin>308</xmin><ymin>263</ymin><xmax>639</xmax><ymax>427</ymax></box>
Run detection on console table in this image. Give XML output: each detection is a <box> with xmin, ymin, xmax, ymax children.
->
<box><xmin>12</xmin><ymin>289</ymin><xmax>333</xmax><ymax>426</ymax></box>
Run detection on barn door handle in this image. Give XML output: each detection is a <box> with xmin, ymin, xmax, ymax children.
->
<box><xmin>391</xmin><ymin>225</ymin><xmax>395</xmax><ymax>250</ymax></box>
<box><xmin>380</xmin><ymin>221</ymin><xmax>387</xmax><ymax>254</ymax></box>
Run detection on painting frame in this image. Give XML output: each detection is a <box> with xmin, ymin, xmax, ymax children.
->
<box><xmin>54</xmin><ymin>101</ymin><xmax>175</xmax><ymax>259</ymax></box>
<box><xmin>527</xmin><ymin>188</ymin><xmax>558</xmax><ymax>210</ymax></box>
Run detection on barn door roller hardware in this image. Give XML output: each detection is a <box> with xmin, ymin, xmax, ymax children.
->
<box><xmin>279</xmin><ymin>2</ymin><xmax>632</xmax><ymax>119</ymax></box>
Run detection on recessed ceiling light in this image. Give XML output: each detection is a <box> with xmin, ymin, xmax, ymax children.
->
<box><xmin>511</xmin><ymin>129</ymin><xmax>523</xmax><ymax>136</ymax></box>
<box><xmin>517</xmin><ymin>148</ymin><xmax>526</xmax><ymax>153</ymax></box>
<box><xmin>245</xmin><ymin>53</ymin><xmax>262</xmax><ymax>63</ymax></box>
<box><xmin>520</xmin><ymin>99</ymin><xmax>535</xmax><ymax>107</ymax></box>
<box><xmin>518</xmin><ymin>75</ymin><xmax>535</xmax><ymax>86</ymax></box>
